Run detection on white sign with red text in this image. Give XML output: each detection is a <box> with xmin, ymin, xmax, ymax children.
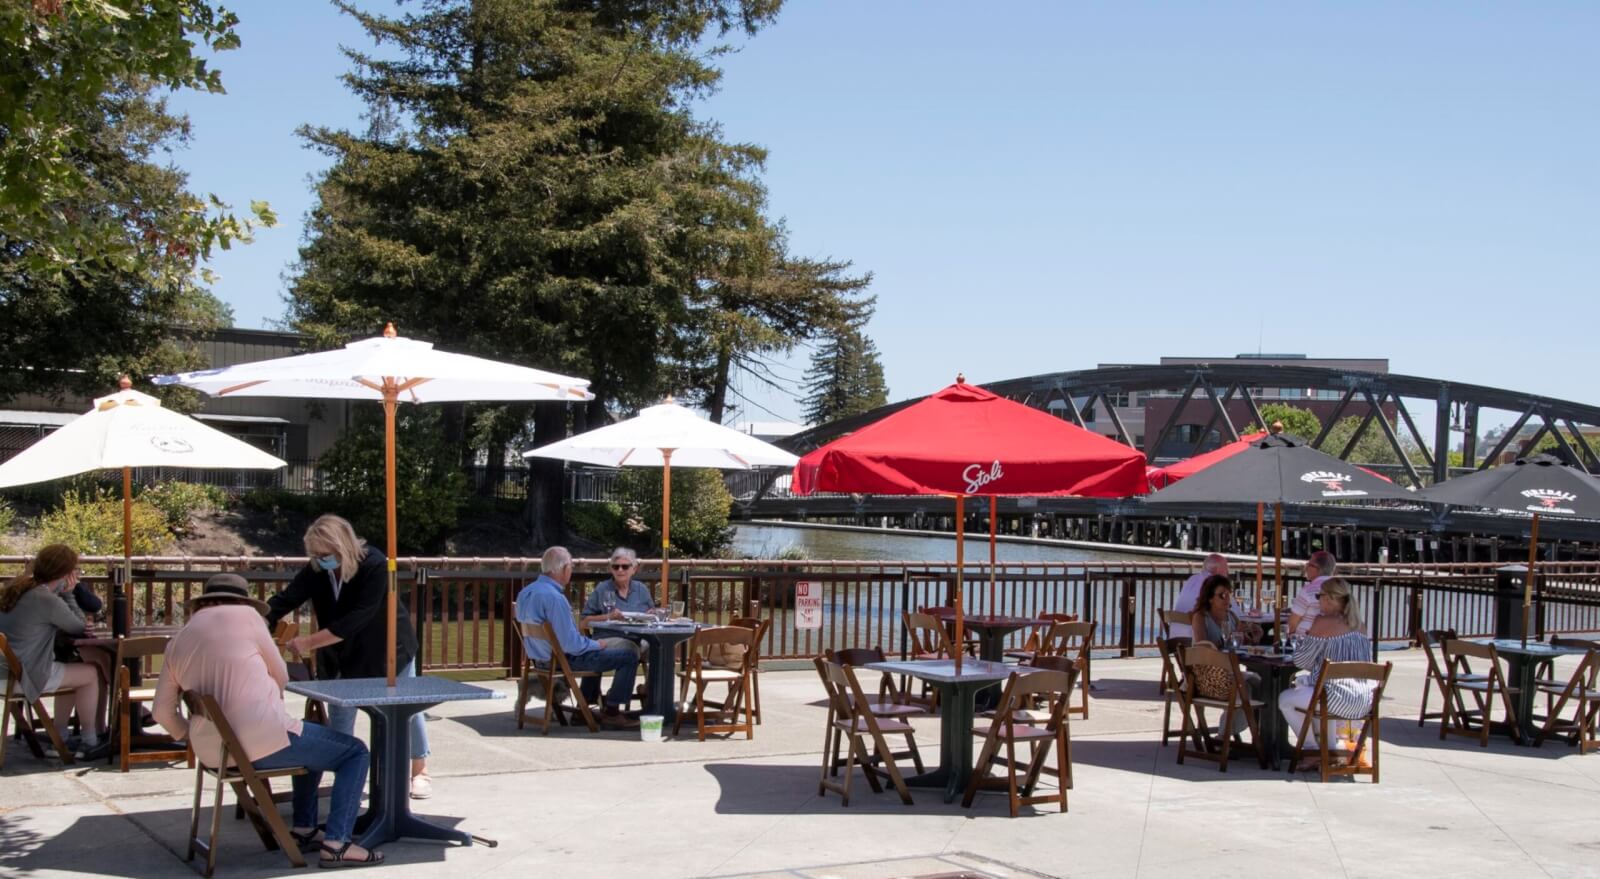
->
<box><xmin>795</xmin><ymin>581</ymin><xmax>822</xmax><ymax>629</ymax></box>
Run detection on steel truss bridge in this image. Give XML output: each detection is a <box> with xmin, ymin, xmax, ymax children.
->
<box><xmin>734</xmin><ymin>363</ymin><xmax>1600</xmax><ymax>545</ymax></box>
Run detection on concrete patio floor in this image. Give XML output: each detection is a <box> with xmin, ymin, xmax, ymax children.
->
<box><xmin>4</xmin><ymin>647</ymin><xmax>1599</xmax><ymax>879</ymax></box>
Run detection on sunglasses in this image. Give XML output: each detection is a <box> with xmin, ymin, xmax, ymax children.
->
<box><xmin>610</xmin><ymin>563</ymin><xmax>633</xmax><ymax>570</ymax></box>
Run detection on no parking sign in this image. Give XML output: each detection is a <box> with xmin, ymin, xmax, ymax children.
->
<box><xmin>795</xmin><ymin>581</ymin><xmax>822</xmax><ymax>629</ymax></box>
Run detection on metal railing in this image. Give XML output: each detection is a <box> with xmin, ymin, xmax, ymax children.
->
<box><xmin>8</xmin><ymin>556</ymin><xmax>1597</xmax><ymax>675</ymax></box>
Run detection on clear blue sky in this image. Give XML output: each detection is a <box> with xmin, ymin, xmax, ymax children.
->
<box><xmin>169</xmin><ymin>2</ymin><xmax>1599</xmax><ymax>428</ymax></box>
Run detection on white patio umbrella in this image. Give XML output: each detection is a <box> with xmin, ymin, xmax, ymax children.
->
<box><xmin>155</xmin><ymin>324</ymin><xmax>593</xmax><ymax>683</ymax></box>
<box><xmin>0</xmin><ymin>378</ymin><xmax>287</xmax><ymax>633</ymax></box>
<box><xmin>523</xmin><ymin>399</ymin><xmax>799</xmax><ymax>606</ymax></box>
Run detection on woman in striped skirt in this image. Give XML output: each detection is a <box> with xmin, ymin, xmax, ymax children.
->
<box><xmin>1279</xmin><ymin>577</ymin><xmax>1375</xmax><ymax>769</ymax></box>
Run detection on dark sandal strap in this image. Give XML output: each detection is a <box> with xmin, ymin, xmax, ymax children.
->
<box><xmin>319</xmin><ymin>840</ymin><xmax>384</xmax><ymax>868</ymax></box>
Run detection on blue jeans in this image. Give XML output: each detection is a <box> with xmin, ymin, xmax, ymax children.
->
<box><xmin>570</xmin><ymin>642</ymin><xmax>640</xmax><ymax>708</ymax></box>
<box><xmin>255</xmin><ymin>722</ymin><xmax>368</xmax><ymax>843</ymax></box>
<box><xmin>327</xmin><ymin>659</ymin><xmax>430</xmax><ymax>760</ymax></box>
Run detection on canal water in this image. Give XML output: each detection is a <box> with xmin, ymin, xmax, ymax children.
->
<box><xmin>731</xmin><ymin>523</ymin><xmax>1151</xmax><ymax>564</ymax></box>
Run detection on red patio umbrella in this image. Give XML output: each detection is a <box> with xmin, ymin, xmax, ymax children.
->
<box><xmin>793</xmin><ymin>377</ymin><xmax>1146</xmax><ymax>670</ymax></box>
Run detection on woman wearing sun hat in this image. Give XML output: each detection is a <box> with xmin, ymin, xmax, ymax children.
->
<box><xmin>153</xmin><ymin>573</ymin><xmax>383</xmax><ymax>868</ymax></box>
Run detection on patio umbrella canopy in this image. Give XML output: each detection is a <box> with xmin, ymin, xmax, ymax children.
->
<box><xmin>156</xmin><ymin>325</ymin><xmax>593</xmax><ymax>684</ymax></box>
<box><xmin>523</xmin><ymin>399</ymin><xmax>799</xmax><ymax>606</ymax></box>
<box><xmin>0</xmin><ymin>378</ymin><xmax>287</xmax><ymax>634</ymax></box>
<box><xmin>1147</xmin><ymin>432</ymin><xmax>1269</xmax><ymax>490</ymax></box>
<box><xmin>793</xmin><ymin>378</ymin><xmax>1148</xmax><ymax>670</ymax></box>
<box><xmin>1417</xmin><ymin>454</ymin><xmax>1600</xmax><ymax>645</ymax></box>
<box><xmin>1143</xmin><ymin>433</ymin><xmax>1418</xmax><ymax>641</ymax></box>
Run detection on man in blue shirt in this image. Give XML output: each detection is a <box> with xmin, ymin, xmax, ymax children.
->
<box><xmin>515</xmin><ymin>546</ymin><xmax>640</xmax><ymax>730</ymax></box>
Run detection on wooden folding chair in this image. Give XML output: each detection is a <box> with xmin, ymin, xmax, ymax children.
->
<box><xmin>1034</xmin><ymin>621</ymin><xmax>1095</xmax><ymax>718</ymax></box>
<box><xmin>1157</xmin><ymin>636</ymin><xmax>1194</xmax><ymax>747</ymax></box>
<box><xmin>1416</xmin><ymin>627</ymin><xmax>1474</xmax><ymax>728</ymax></box>
<box><xmin>728</xmin><ymin>616</ymin><xmax>771</xmax><ymax>724</ymax></box>
<box><xmin>110</xmin><ymin>635</ymin><xmax>190</xmax><ymax>771</ymax></box>
<box><xmin>815</xmin><ymin>659</ymin><xmax>918</xmax><ymax>806</ymax></box>
<box><xmin>675</xmin><ymin>626</ymin><xmax>755</xmax><ymax>741</ymax></box>
<box><xmin>271</xmin><ymin>620</ymin><xmax>326</xmax><ymax>726</ymax></box>
<box><xmin>515</xmin><ymin>620</ymin><xmax>600</xmax><ymax>734</ymax></box>
<box><xmin>182</xmin><ymin>691</ymin><xmax>307</xmax><ymax>877</ymax></box>
<box><xmin>1177</xmin><ymin>643</ymin><xmax>1268</xmax><ymax>772</ymax></box>
<box><xmin>917</xmin><ymin>605</ymin><xmax>979</xmax><ymax>657</ymax></box>
<box><xmin>1156</xmin><ymin>610</ymin><xmax>1192</xmax><ymax>693</ymax></box>
<box><xmin>900</xmin><ymin>611</ymin><xmax>955</xmax><ymax>710</ymax></box>
<box><xmin>823</xmin><ymin>649</ymin><xmax>925</xmax><ymax>777</ymax></box>
<box><xmin>1289</xmin><ymin>660</ymin><xmax>1392</xmax><ymax>783</ymax></box>
<box><xmin>0</xmin><ymin>633</ymin><xmax>75</xmax><ymax>769</ymax></box>
<box><xmin>1004</xmin><ymin>612</ymin><xmax>1078</xmax><ymax>662</ymax></box>
<box><xmin>1533</xmin><ymin>643</ymin><xmax>1600</xmax><ymax>754</ymax></box>
<box><xmin>1440</xmin><ymin>639</ymin><xmax>1522</xmax><ymax>746</ymax></box>
<box><xmin>963</xmin><ymin>665</ymin><xmax>1075</xmax><ymax>816</ymax></box>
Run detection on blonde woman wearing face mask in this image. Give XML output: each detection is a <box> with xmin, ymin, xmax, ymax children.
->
<box><xmin>265</xmin><ymin>515</ymin><xmax>434</xmax><ymax>799</ymax></box>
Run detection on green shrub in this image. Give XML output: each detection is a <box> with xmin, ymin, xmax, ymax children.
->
<box><xmin>566</xmin><ymin>501</ymin><xmax>627</xmax><ymax>545</ymax></box>
<box><xmin>140</xmin><ymin>482</ymin><xmax>228</xmax><ymax>531</ymax></box>
<box><xmin>37</xmin><ymin>489</ymin><xmax>169</xmax><ymax>560</ymax></box>
<box><xmin>615</xmin><ymin>467</ymin><xmax>733</xmax><ymax>558</ymax></box>
<box><xmin>0</xmin><ymin>498</ymin><xmax>14</xmax><ymax>553</ymax></box>
<box><xmin>318</xmin><ymin>406</ymin><xmax>468</xmax><ymax>553</ymax></box>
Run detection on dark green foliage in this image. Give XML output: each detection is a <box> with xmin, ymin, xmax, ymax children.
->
<box><xmin>802</xmin><ymin>324</ymin><xmax>888</xmax><ymax>426</ymax></box>
<box><xmin>615</xmin><ymin>467</ymin><xmax>732</xmax><ymax>557</ymax></box>
<box><xmin>1247</xmin><ymin>404</ymin><xmax>1322</xmax><ymax>443</ymax></box>
<box><xmin>565</xmin><ymin>500</ymin><xmax>628</xmax><ymax>546</ymax></box>
<box><xmin>317</xmin><ymin>406</ymin><xmax>469</xmax><ymax>552</ymax></box>
<box><xmin>138</xmin><ymin>482</ymin><xmax>229</xmax><ymax>532</ymax></box>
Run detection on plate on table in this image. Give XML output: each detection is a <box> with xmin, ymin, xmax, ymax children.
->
<box><xmin>619</xmin><ymin>612</ymin><xmax>658</xmax><ymax>623</ymax></box>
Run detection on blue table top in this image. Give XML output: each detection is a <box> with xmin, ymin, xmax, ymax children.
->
<box><xmin>864</xmin><ymin>658</ymin><xmax>1030</xmax><ymax>684</ymax></box>
<box><xmin>286</xmin><ymin>675</ymin><xmax>504</xmax><ymax>708</ymax></box>
<box><xmin>1477</xmin><ymin>639</ymin><xmax>1590</xmax><ymax>658</ymax></box>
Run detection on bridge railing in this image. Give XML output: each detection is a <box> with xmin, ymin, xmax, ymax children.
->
<box><xmin>10</xmin><ymin>556</ymin><xmax>1598</xmax><ymax>674</ymax></box>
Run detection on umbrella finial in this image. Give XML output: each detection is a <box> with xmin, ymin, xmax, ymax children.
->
<box><xmin>117</xmin><ymin>375</ymin><xmax>132</xmax><ymax>390</ymax></box>
<box><xmin>383</xmin><ymin>322</ymin><xmax>397</xmax><ymax>338</ymax></box>
<box><xmin>1270</xmin><ymin>420</ymin><xmax>1285</xmax><ymax>435</ymax></box>
<box><xmin>956</xmin><ymin>372</ymin><xmax>966</xmax><ymax>384</ymax></box>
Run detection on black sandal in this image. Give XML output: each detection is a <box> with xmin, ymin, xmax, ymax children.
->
<box><xmin>290</xmin><ymin>825</ymin><xmax>325</xmax><ymax>852</ymax></box>
<box><xmin>319</xmin><ymin>841</ymin><xmax>384</xmax><ymax>869</ymax></box>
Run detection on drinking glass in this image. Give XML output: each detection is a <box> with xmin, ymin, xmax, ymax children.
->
<box><xmin>671</xmin><ymin>600</ymin><xmax>686</xmax><ymax>619</ymax></box>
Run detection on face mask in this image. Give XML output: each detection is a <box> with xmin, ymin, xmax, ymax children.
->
<box><xmin>316</xmin><ymin>555</ymin><xmax>340</xmax><ymax>572</ymax></box>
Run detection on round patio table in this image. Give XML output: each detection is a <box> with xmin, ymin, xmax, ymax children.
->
<box><xmin>589</xmin><ymin>619</ymin><xmax>701</xmax><ymax>728</ymax></box>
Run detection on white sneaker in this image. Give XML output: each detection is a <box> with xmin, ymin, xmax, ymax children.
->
<box><xmin>410</xmin><ymin>773</ymin><xmax>433</xmax><ymax>800</ymax></box>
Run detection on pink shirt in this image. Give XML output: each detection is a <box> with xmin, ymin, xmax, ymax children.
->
<box><xmin>153</xmin><ymin>603</ymin><xmax>303</xmax><ymax>766</ymax></box>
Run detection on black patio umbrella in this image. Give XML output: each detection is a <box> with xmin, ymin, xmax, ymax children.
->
<box><xmin>1418</xmin><ymin>454</ymin><xmax>1600</xmax><ymax>645</ymax></box>
<box><xmin>1143</xmin><ymin>433</ymin><xmax>1418</xmax><ymax>642</ymax></box>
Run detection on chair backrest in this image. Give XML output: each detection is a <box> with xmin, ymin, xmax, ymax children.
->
<box><xmin>987</xmin><ymin>667</ymin><xmax>1075</xmax><ymax>734</ymax></box>
<box><xmin>1183</xmin><ymin>642</ymin><xmax>1245</xmax><ymax>702</ymax></box>
<box><xmin>181</xmin><ymin>691</ymin><xmax>238</xmax><ymax>770</ymax></box>
<box><xmin>832</xmin><ymin>647</ymin><xmax>887</xmax><ymax>667</ymax></box>
<box><xmin>904</xmin><ymin>611</ymin><xmax>953</xmax><ymax>658</ymax></box>
<box><xmin>1023</xmin><ymin>654</ymin><xmax>1081</xmax><ymax>712</ymax></box>
<box><xmin>1444</xmin><ymin>638</ymin><xmax>1496</xmax><ymax>664</ymax></box>
<box><xmin>812</xmin><ymin>656</ymin><xmax>846</xmax><ymax>715</ymax></box>
<box><xmin>1037</xmin><ymin>621</ymin><xmax>1094</xmax><ymax>659</ymax></box>
<box><xmin>1417</xmin><ymin>628</ymin><xmax>1456</xmax><ymax>679</ymax></box>
<box><xmin>822</xmin><ymin>659</ymin><xmax>891</xmax><ymax>734</ymax></box>
<box><xmin>728</xmin><ymin>616</ymin><xmax>771</xmax><ymax>658</ymax></box>
<box><xmin>689</xmin><ymin>626</ymin><xmax>754</xmax><ymax>674</ymax></box>
<box><xmin>1156</xmin><ymin>636</ymin><xmax>1190</xmax><ymax>687</ymax></box>
<box><xmin>113</xmin><ymin>634</ymin><xmax>170</xmax><ymax>665</ymax></box>
<box><xmin>1161</xmin><ymin>609</ymin><xmax>1190</xmax><ymax>629</ymax></box>
<box><xmin>0</xmin><ymin>633</ymin><xmax>25</xmax><ymax>696</ymax></box>
<box><xmin>1037</xmin><ymin>612</ymin><xmax>1078</xmax><ymax>624</ymax></box>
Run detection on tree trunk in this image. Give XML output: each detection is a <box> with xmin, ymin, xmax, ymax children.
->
<box><xmin>525</xmin><ymin>401</ymin><xmax>567</xmax><ymax>545</ymax></box>
<box><xmin>706</xmin><ymin>347</ymin><xmax>732</xmax><ymax>424</ymax></box>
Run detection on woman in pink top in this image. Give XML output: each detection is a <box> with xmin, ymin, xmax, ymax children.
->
<box><xmin>154</xmin><ymin>574</ymin><xmax>383</xmax><ymax>868</ymax></box>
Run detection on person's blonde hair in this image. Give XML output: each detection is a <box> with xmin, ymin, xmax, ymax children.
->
<box><xmin>1319</xmin><ymin>577</ymin><xmax>1362</xmax><ymax>629</ymax></box>
<box><xmin>0</xmin><ymin>544</ymin><xmax>78</xmax><ymax>613</ymax></box>
<box><xmin>303</xmin><ymin>515</ymin><xmax>365</xmax><ymax>580</ymax></box>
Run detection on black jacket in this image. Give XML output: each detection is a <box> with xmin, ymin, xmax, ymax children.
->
<box><xmin>266</xmin><ymin>546</ymin><xmax>419</xmax><ymax>680</ymax></box>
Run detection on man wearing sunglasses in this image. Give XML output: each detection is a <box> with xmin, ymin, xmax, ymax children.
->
<box><xmin>581</xmin><ymin>548</ymin><xmax>657</xmax><ymax>624</ymax></box>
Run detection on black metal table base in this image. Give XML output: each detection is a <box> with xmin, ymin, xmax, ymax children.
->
<box><xmin>353</xmin><ymin>703</ymin><xmax>495</xmax><ymax>849</ymax></box>
<box><xmin>900</xmin><ymin>680</ymin><xmax>988</xmax><ymax>803</ymax></box>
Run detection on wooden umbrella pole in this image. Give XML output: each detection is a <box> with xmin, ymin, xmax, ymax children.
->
<box><xmin>121</xmin><ymin>466</ymin><xmax>133</xmax><ymax>637</ymax></box>
<box><xmin>988</xmin><ymin>495</ymin><xmax>997</xmax><ymax>614</ymax></box>
<box><xmin>383</xmin><ymin>386</ymin><xmax>399</xmax><ymax>687</ymax></box>
<box><xmin>1255</xmin><ymin>502</ymin><xmax>1265</xmax><ymax>612</ymax></box>
<box><xmin>1523</xmin><ymin>512</ymin><xmax>1540</xmax><ymax>648</ymax></box>
<box><xmin>660</xmin><ymin>449</ymin><xmax>673</xmax><ymax>610</ymax></box>
<box><xmin>954</xmin><ymin>495</ymin><xmax>965</xmax><ymax>675</ymax></box>
<box><xmin>1273</xmin><ymin>503</ymin><xmax>1284</xmax><ymax>647</ymax></box>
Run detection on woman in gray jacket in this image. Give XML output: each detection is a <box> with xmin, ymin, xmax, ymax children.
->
<box><xmin>0</xmin><ymin>544</ymin><xmax>108</xmax><ymax>758</ymax></box>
